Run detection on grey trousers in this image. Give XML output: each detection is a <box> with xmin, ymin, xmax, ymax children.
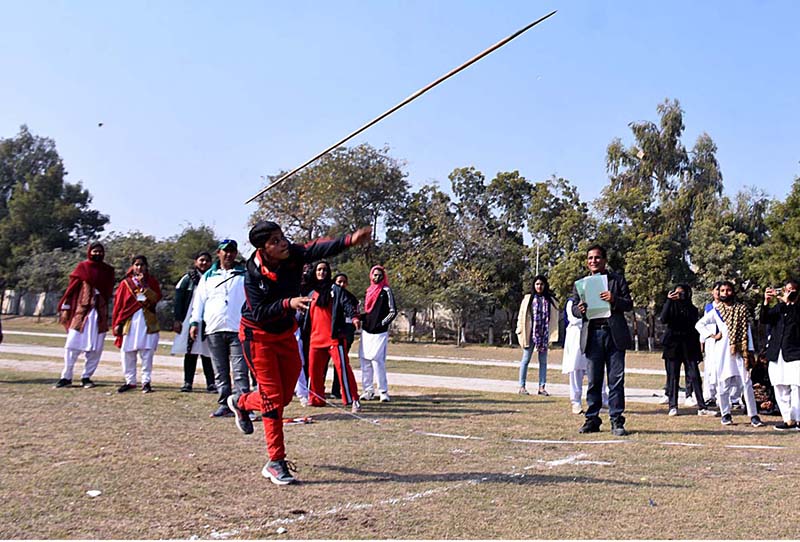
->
<box><xmin>207</xmin><ymin>331</ymin><xmax>250</xmax><ymax>405</ymax></box>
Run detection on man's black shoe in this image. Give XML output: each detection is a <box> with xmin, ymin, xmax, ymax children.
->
<box><xmin>54</xmin><ymin>378</ymin><xmax>72</xmax><ymax>388</ymax></box>
<box><xmin>180</xmin><ymin>383</ymin><xmax>192</xmax><ymax>393</ymax></box>
<box><xmin>721</xmin><ymin>413</ymin><xmax>733</xmax><ymax>425</ymax></box>
<box><xmin>578</xmin><ymin>418</ymin><xmax>601</xmax><ymax>434</ymax></box>
<box><xmin>611</xmin><ymin>421</ymin><xmax>629</xmax><ymax>436</ymax></box>
<box><xmin>81</xmin><ymin>378</ymin><xmax>96</xmax><ymax>389</ymax></box>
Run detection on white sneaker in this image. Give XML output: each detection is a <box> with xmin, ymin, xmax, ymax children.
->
<box><xmin>379</xmin><ymin>392</ymin><xmax>390</xmax><ymax>403</ymax></box>
<box><xmin>697</xmin><ymin>409</ymin><xmax>719</xmax><ymax>417</ymax></box>
<box><xmin>571</xmin><ymin>403</ymin><xmax>583</xmax><ymax>415</ymax></box>
<box><xmin>360</xmin><ymin>391</ymin><xmax>375</xmax><ymax>401</ymax></box>
<box><xmin>351</xmin><ymin>400</ymin><xmax>362</xmax><ymax>413</ymax></box>
<box><xmin>658</xmin><ymin>395</ymin><xmax>669</xmax><ymax>405</ymax></box>
<box><xmin>684</xmin><ymin>396</ymin><xmax>697</xmax><ymax>407</ymax></box>
<box><xmin>299</xmin><ymin>396</ymin><xmax>309</xmax><ymax>408</ymax></box>
<box><xmin>668</xmin><ymin>408</ymin><xmax>678</xmax><ymax>417</ymax></box>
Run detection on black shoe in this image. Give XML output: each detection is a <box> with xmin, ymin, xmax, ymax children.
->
<box><xmin>117</xmin><ymin>383</ymin><xmax>137</xmax><ymax>393</ymax></box>
<box><xmin>210</xmin><ymin>405</ymin><xmax>233</xmax><ymax>418</ymax></box>
<box><xmin>705</xmin><ymin>397</ymin><xmax>717</xmax><ymax>407</ymax></box>
<box><xmin>261</xmin><ymin>459</ymin><xmax>297</xmax><ymax>485</ymax></box>
<box><xmin>142</xmin><ymin>383</ymin><xmax>153</xmax><ymax>394</ymax></box>
<box><xmin>774</xmin><ymin>421</ymin><xmax>796</xmax><ymax>431</ymax></box>
<box><xmin>579</xmin><ymin>418</ymin><xmax>601</xmax><ymax>434</ymax></box>
<box><xmin>54</xmin><ymin>378</ymin><xmax>72</xmax><ymax>388</ymax></box>
<box><xmin>180</xmin><ymin>383</ymin><xmax>192</xmax><ymax>393</ymax></box>
<box><xmin>611</xmin><ymin>420</ymin><xmax>629</xmax><ymax>437</ymax></box>
<box><xmin>206</xmin><ymin>385</ymin><xmax>217</xmax><ymax>394</ymax></box>
<box><xmin>81</xmin><ymin>378</ymin><xmax>96</xmax><ymax>389</ymax></box>
<box><xmin>227</xmin><ymin>394</ymin><xmax>254</xmax><ymax>435</ymax></box>
<box><xmin>750</xmin><ymin>415</ymin><xmax>765</xmax><ymax>427</ymax></box>
<box><xmin>721</xmin><ymin>413</ymin><xmax>733</xmax><ymax>425</ymax></box>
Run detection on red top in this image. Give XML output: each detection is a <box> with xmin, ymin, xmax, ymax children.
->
<box><xmin>308</xmin><ymin>291</ymin><xmax>334</xmax><ymax>348</ymax></box>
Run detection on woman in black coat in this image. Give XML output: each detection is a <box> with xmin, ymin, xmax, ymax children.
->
<box><xmin>660</xmin><ymin>284</ymin><xmax>715</xmax><ymax>416</ymax></box>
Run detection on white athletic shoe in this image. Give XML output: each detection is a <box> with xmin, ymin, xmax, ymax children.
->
<box><xmin>351</xmin><ymin>400</ymin><xmax>362</xmax><ymax>413</ymax></box>
<box><xmin>299</xmin><ymin>396</ymin><xmax>309</xmax><ymax>407</ymax></box>
<box><xmin>684</xmin><ymin>396</ymin><xmax>697</xmax><ymax>407</ymax></box>
<box><xmin>571</xmin><ymin>403</ymin><xmax>583</xmax><ymax>415</ymax></box>
<box><xmin>379</xmin><ymin>392</ymin><xmax>390</xmax><ymax>403</ymax></box>
<box><xmin>658</xmin><ymin>395</ymin><xmax>669</xmax><ymax>405</ymax></box>
<box><xmin>668</xmin><ymin>408</ymin><xmax>678</xmax><ymax>417</ymax></box>
<box><xmin>360</xmin><ymin>391</ymin><xmax>375</xmax><ymax>401</ymax></box>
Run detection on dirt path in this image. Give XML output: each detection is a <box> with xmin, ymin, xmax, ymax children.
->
<box><xmin>0</xmin><ymin>342</ymin><xmax>667</xmax><ymax>404</ymax></box>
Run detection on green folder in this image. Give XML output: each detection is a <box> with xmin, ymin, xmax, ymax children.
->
<box><xmin>574</xmin><ymin>275</ymin><xmax>611</xmax><ymax>320</ymax></box>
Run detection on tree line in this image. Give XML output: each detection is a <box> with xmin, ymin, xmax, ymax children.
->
<box><xmin>2</xmin><ymin>98</ymin><xmax>799</xmax><ymax>346</ymax></box>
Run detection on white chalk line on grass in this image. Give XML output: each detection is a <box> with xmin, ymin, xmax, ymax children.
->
<box><xmin>661</xmin><ymin>441</ymin><xmax>704</xmax><ymax>447</ymax></box>
<box><xmin>509</xmin><ymin>438</ymin><xmax>630</xmax><ymax>445</ymax></box>
<box><xmin>725</xmin><ymin>444</ymin><xmax>785</xmax><ymax>450</ymax></box>
<box><xmin>414</xmin><ymin>431</ymin><xmax>482</xmax><ymax>440</ymax></box>
<box><xmin>523</xmin><ymin>453</ymin><xmax>615</xmax><ymax>468</ymax></box>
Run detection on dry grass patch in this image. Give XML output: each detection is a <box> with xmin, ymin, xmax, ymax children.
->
<box><xmin>1</xmin><ymin>368</ymin><xmax>796</xmax><ymax>539</ymax></box>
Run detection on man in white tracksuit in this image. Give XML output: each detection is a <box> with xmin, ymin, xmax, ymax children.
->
<box><xmin>190</xmin><ymin>239</ymin><xmax>249</xmax><ymax>417</ymax></box>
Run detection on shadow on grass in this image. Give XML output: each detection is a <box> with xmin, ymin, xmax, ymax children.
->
<box><xmin>309</xmin><ymin>464</ymin><xmax>684</xmax><ymax>488</ymax></box>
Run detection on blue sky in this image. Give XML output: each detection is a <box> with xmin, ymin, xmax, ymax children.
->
<box><xmin>2</xmin><ymin>1</ymin><xmax>798</xmax><ymax>254</ymax></box>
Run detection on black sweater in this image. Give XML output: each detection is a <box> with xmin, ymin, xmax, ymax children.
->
<box><xmin>362</xmin><ymin>287</ymin><xmax>397</xmax><ymax>334</ymax></box>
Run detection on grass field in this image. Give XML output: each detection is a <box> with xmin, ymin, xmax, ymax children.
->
<box><xmin>1</xmin><ymin>317</ymin><xmax>797</xmax><ymax>539</ymax></box>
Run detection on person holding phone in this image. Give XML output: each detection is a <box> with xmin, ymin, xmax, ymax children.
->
<box><xmin>659</xmin><ymin>284</ymin><xmax>715</xmax><ymax>417</ymax></box>
<box><xmin>760</xmin><ymin>280</ymin><xmax>800</xmax><ymax>430</ymax></box>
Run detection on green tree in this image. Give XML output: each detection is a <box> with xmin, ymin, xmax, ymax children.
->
<box><xmin>16</xmin><ymin>248</ymin><xmax>83</xmax><ymax>294</ymax></box>
<box><xmin>162</xmin><ymin>224</ymin><xmax>219</xmax><ymax>283</ymax></box>
<box><xmin>747</xmin><ymin>177</ymin><xmax>800</xmax><ymax>287</ymax></box>
<box><xmin>0</xmin><ymin>126</ymin><xmax>109</xmax><ymax>284</ymax></box>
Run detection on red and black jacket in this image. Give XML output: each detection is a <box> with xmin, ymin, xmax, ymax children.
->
<box><xmin>240</xmin><ymin>235</ymin><xmax>353</xmax><ymax>335</ymax></box>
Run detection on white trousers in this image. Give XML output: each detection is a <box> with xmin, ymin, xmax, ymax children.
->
<box><xmin>61</xmin><ymin>347</ymin><xmax>103</xmax><ymax>380</ymax></box>
<box><xmin>702</xmin><ymin>361</ymin><xmax>717</xmax><ymax>401</ymax></box>
<box><xmin>122</xmin><ymin>349</ymin><xmax>155</xmax><ymax>385</ymax></box>
<box><xmin>717</xmin><ymin>373</ymin><xmax>757</xmax><ymax>417</ymax></box>
<box><xmin>774</xmin><ymin>384</ymin><xmax>800</xmax><ymax>423</ymax></box>
<box><xmin>569</xmin><ymin>369</ymin><xmax>608</xmax><ymax>406</ymax></box>
<box><xmin>360</xmin><ymin>355</ymin><xmax>388</xmax><ymax>395</ymax></box>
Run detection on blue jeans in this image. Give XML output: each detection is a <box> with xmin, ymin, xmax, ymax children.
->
<box><xmin>207</xmin><ymin>331</ymin><xmax>250</xmax><ymax>405</ymax></box>
<box><xmin>519</xmin><ymin>347</ymin><xmax>548</xmax><ymax>388</ymax></box>
<box><xmin>585</xmin><ymin>327</ymin><xmax>626</xmax><ymax>422</ymax></box>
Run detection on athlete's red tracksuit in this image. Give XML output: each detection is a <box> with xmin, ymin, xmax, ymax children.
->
<box><xmin>237</xmin><ymin>234</ymin><xmax>352</xmax><ymax>461</ymax></box>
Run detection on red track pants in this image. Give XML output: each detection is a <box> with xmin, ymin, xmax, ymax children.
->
<box><xmin>238</xmin><ymin>325</ymin><xmax>301</xmax><ymax>461</ymax></box>
<box><xmin>308</xmin><ymin>338</ymin><xmax>359</xmax><ymax>406</ymax></box>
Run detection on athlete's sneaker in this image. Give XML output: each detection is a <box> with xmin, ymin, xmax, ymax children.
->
<box><xmin>697</xmin><ymin>409</ymin><xmax>719</xmax><ymax>417</ymax></box>
<box><xmin>721</xmin><ymin>414</ymin><xmax>733</xmax><ymax>425</ymax></box>
<box><xmin>750</xmin><ymin>415</ymin><xmax>765</xmax><ymax>427</ymax></box>
<box><xmin>684</xmin><ymin>395</ymin><xmax>697</xmax><ymax>407</ymax></box>
<box><xmin>262</xmin><ymin>460</ymin><xmax>297</xmax><ymax>485</ymax></box>
<box><xmin>360</xmin><ymin>391</ymin><xmax>375</xmax><ymax>401</ymax></box>
<box><xmin>81</xmin><ymin>378</ymin><xmax>96</xmax><ymax>389</ymax></box>
<box><xmin>658</xmin><ymin>395</ymin><xmax>669</xmax><ymax>405</ymax></box>
<box><xmin>571</xmin><ymin>403</ymin><xmax>583</xmax><ymax>415</ymax></box>
<box><xmin>54</xmin><ymin>378</ymin><xmax>72</xmax><ymax>389</ymax></box>
<box><xmin>379</xmin><ymin>392</ymin><xmax>390</xmax><ymax>403</ymax></box>
<box><xmin>179</xmin><ymin>383</ymin><xmax>192</xmax><ymax>393</ymax></box>
<box><xmin>351</xmin><ymin>400</ymin><xmax>362</xmax><ymax>413</ymax></box>
<box><xmin>518</xmin><ymin>387</ymin><xmax>530</xmax><ymax>395</ymax></box>
<box><xmin>578</xmin><ymin>418</ymin><xmax>601</xmax><ymax>434</ymax></box>
<box><xmin>610</xmin><ymin>419</ymin><xmax>629</xmax><ymax>436</ymax></box>
<box><xmin>117</xmin><ymin>383</ymin><xmax>136</xmax><ymax>393</ymax></box>
<box><xmin>668</xmin><ymin>408</ymin><xmax>678</xmax><ymax>417</ymax></box>
<box><xmin>227</xmin><ymin>394</ymin><xmax>254</xmax><ymax>434</ymax></box>
<box><xmin>141</xmin><ymin>383</ymin><xmax>152</xmax><ymax>394</ymax></box>
<box><xmin>298</xmin><ymin>396</ymin><xmax>309</xmax><ymax>407</ymax></box>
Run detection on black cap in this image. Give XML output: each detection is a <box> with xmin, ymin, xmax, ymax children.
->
<box><xmin>249</xmin><ymin>220</ymin><xmax>280</xmax><ymax>248</ymax></box>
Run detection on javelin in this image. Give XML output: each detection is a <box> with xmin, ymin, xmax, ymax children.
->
<box><xmin>245</xmin><ymin>10</ymin><xmax>557</xmax><ymax>204</ymax></box>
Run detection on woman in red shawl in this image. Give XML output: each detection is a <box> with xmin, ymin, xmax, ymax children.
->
<box><xmin>112</xmin><ymin>255</ymin><xmax>162</xmax><ymax>393</ymax></box>
<box><xmin>55</xmin><ymin>242</ymin><xmax>115</xmax><ymax>389</ymax></box>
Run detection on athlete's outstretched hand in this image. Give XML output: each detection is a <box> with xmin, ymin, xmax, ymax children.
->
<box><xmin>350</xmin><ymin>227</ymin><xmax>372</xmax><ymax>247</ymax></box>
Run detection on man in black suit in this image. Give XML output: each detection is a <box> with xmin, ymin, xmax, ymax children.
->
<box><xmin>571</xmin><ymin>244</ymin><xmax>633</xmax><ymax>436</ymax></box>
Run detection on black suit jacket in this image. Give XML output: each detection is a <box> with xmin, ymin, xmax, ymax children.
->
<box><xmin>570</xmin><ymin>270</ymin><xmax>633</xmax><ymax>353</ymax></box>
<box><xmin>759</xmin><ymin>302</ymin><xmax>800</xmax><ymax>362</ymax></box>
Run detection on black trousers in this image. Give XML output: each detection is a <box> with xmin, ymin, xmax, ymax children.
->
<box><xmin>666</xmin><ymin>355</ymin><xmax>706</xmax><ymax>410</ymax></box>
<box><xmin>183</xmin><ymin>353</ymin><xmax>215</xmax><ymax>388</ymax></box>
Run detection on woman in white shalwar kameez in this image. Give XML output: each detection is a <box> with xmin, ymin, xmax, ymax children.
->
<box><xmin>112</xmin><ymin>256</ymin><xmax>162</xmax><ymax>394</ymax></box>
<box><xmin>695</xmin><ymin>282</ymin><xmax>763</xmax><ymax>426</ymax></box>
<box><xmin>562</xmin><ymin>299</ymin><xmax>607</xmax><ymax>414</ymax></box>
